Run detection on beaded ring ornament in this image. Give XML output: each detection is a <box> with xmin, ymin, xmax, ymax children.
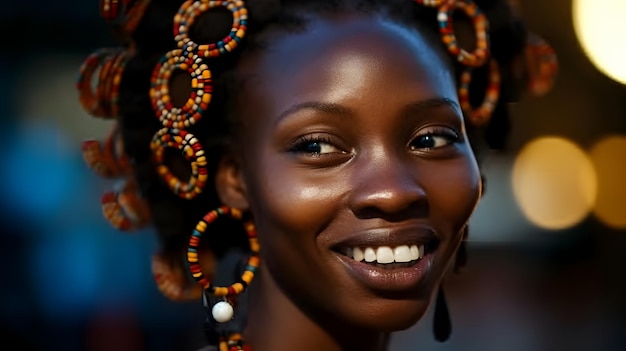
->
<box><xmin>458</xmin><ymin>60</ymin><xmax>501</xmax><ymax>126</ymax></box>
<box><xmin>150</xmin><ymin>128</ymin><xmax>209</xmax><ymax>200</ymax></box>
<box><xmin>81</xmin><ymin>124</ymin><xmax>131</xmax><ymax>178</ymax></box>
<box><xmin>100</xmin><ymin>0</ymin><xmax>152</xmax><ymax>43</ymax></box>
<box><xmin>152</xmin><ymin>253</ymin><xmax>203</xmax><ymax>301</ymax></box>
<box><xmin>174</xmin><ymin>0</ymin><xmax>248</xmax><ymax>57</ymax></box>
<box><xmin>525</xmin><ymin>32</ymin><xmax>558</xmax><ymax>97</ymax></box>
<box><xmin>150</xmin><ymin>49</ymin><xmax>213</xmax><ymax>129</ymax></box>
<box><xmin>101</xmin><ymin>178</ymin><xmax>151</xmax><ymax>231</ymax></box>
<box><xmin>437</xmin><ymin>0</ymin><xmax>490</xmax><ymax>67</ymax></box>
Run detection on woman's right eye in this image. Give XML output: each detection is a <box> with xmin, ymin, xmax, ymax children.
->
<box><xmin>289</xmin><ymin>135</ymin><xmax>345</xmax><ymax>157</ymax></box>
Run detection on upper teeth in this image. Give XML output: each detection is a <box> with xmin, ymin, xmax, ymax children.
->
<box><xmin>346</xmin><ymin>245</ymin><xmax>424</xmax><ymax>263</ymax></box>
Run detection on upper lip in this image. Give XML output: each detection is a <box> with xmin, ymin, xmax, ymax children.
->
<box><xmin>331</xmin><ymin>224</ymin><xmax>439</xmax><ymax>251</ymax></box>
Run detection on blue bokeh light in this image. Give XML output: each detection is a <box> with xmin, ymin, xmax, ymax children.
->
<box><xmin>0</xmin><ymin>121</ymin><xmax>83</xmax><ymax>219</ymax></box>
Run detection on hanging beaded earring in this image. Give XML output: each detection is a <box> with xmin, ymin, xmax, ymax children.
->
<box><xmin>188</xmin><ymin>206</ymin><xmax>259</xmax><ymax>350</ymax></box>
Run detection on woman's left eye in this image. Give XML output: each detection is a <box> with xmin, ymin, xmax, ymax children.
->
<box><xmin>409</xmin><ymin>128</ymin><xmax>460</xmax><ymax>151</ymax></box>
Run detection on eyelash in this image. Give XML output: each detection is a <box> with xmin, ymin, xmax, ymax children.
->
<box><xmin>288</xmin><ymin>126</ymin><xmax>460</xmax><ymax>157</ymax></box>
<box><xmin>288</xmin><ymin>135</ymin><xmax>343</xmax><ymax>157</ymax></box>
<box><xmin>409</xmin><ymin>127</ymin><xmax>460</xmax><ymax>151</ymax></box>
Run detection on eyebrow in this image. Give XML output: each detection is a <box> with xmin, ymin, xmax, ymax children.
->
<box><xmin>277</xmin><ymin>97</ymin><xmax>460</xmax><ymax>123</ymax></box>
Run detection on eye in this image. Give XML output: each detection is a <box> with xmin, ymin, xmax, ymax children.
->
<box><xmin>289</xmin><ymin>135</ymin><xmax>344</xmax><ymax>157</ymax></box>
<box><xmin>409</xmin><ymin>127</ymin><xmax>460</xmax><ymax>151</ymax></box>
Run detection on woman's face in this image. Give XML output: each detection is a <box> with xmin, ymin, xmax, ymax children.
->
<box><xmin>233</xmin><ymin>15</ymin><xmax>481</xmax><ymax>331</ymax></box>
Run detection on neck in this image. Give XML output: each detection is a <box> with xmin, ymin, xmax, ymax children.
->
<box><xmin>245</xmin><ymin>268</ymin><xmax>390</xmax><ymax>351</ymax></box>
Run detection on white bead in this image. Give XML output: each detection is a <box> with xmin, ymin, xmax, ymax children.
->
<box><xmin>212</xmin><ymin>301</ymin><xmax>234</xmax><ymax>323</ymax></box>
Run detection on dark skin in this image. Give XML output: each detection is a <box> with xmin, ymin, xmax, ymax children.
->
<box><xmin>214</xmin><ymin>14</ymin><xmax>482</xmax><ymax>351</ymax></box>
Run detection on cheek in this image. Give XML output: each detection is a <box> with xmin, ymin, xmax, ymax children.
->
<box><xmin>244</xmin><ymin>157</ymin><xmax>345</xmax><ymax>254</ymax></box>
<box><xmin>424</xmin><ymin>155</ymin><xmax>481</xmax><ymax>235</ymax></box>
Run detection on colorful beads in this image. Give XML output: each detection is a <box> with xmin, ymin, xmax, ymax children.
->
<box><xmin>101</xmin><ymin>178</ymin><xmax>151</xmax><ymax>231</ymax></box>
<box><xmin>458</xmin><ymin>59</ymin><xmax>501</xmax><ymax>126</ymax></box>
<box><xmin>100</xmin><ymin>0</ymin><xmax>150</xmax><ymax>41</ymax></box>
<box><xmin>150</xmin><ymin>49</ymin><xmax>213</xmax><ymax>129</ymax></box>
<box><xmin>152</xmin><ymin>253</ymin><xmax>203</xmax><ymax>301</ymax></box>
<box><xmin>437</xmin><ymin>0</ymin><xmax>490</xmax><ymax>67</ymax></box>
<box><xmin>187</xmin><ymin>206</ymin><xmax>260</xmax><ymax>297</ymax></box>
<box><xmin>525</xmin><ymin>32</ymin><xmax>558</xmax><ymax>97</ymax></box>
<box><xmin>174</xmin><ymin>0</ymin><xmax>248</xmax><ymax>57</ymax></box>
<box><xmin>81</xmin><ymin>123</ymin><xmax>131</xmax><ymax>178</ymax></box>
<box><xmin>77</xmin><ymin>48</ymin><xmax>129</xmax><ymax>118</ymax></box>
<box><xmin>150</xmin><ymin>128</ymin><xmax>208</xmax><ymax>200</ymax></box>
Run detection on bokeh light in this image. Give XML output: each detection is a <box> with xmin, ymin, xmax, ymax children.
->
<box><xmin>589</xmin><ymin>135</ymin><xmax>626</xmax><ymax>229</ymax></box>
<box><xmin>573</xmin><ymin>0</ymin><xmax>626</xmax><ymax>84</ymax></box>
<box><xmin>512</xmin><ymin>137</ymin><xmax>597</xmax><ymax>230</ymax></box>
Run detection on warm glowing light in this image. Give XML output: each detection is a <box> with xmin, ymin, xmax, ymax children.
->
<box><xmin>512</xmin><ymin>137</ymin><xmax>597</xmax><ymax>230</ymax></box>
<box><xmin>590</xmin><ymin>135</ymin><xmax>626</xmax><ymax>229</ymax></box>
<box><xmin>573</xmin><ymin>0</ymin><xmax>626</xmax><ymax>84</ymax></box>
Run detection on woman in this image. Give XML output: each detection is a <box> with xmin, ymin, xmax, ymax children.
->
<box><xmin>77</xmin><ymin>0</ymin><xmax>557</xmax><ymax>349</ymax></box>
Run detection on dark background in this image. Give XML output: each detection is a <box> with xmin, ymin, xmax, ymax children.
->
<box><xmin>1</xmin><ymin>0</ymin><xmax>625</xmax><ymax>350</ymax></box>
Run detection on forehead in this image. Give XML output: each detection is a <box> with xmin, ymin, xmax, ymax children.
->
<box><xmin>236</xmin><ymin>14</ymin><xmax>457</xmax><ymax>121</ymax></box>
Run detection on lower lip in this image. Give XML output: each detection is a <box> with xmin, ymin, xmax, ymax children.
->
<box><xmin>335</xmin><ymin>252</ymin><xmax>434</xmax><ymax>292</ymax></box>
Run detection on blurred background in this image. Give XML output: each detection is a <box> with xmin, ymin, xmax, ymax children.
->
<box><xmin>0</xmin><ymin>0</ymin><xmax>625</xmax><ymax>350</ymax></box>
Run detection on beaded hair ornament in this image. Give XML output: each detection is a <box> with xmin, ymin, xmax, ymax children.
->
<box><xmin>77</xmin><ymin>0</ymin><xmax>558</xmax><ymax>349</ymax></box>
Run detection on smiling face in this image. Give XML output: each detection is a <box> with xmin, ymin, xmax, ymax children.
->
<box><xmin>228</xmin><ymin>14</ymin><xmax>482</xmax><ymax>331</ymax></box>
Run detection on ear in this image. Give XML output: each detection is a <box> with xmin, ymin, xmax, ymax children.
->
<box><xmin>215</xmin><ymin>153</ymin><xmax>249</xmax><ymax>211</ymax></box>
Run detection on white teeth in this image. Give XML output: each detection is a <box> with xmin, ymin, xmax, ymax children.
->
<box><xmin>353</xmin><ymin>247</ymin><xmax>364</xmax><ymax>262</ymax></box>
<box><xmin>393</xmin><ymin>245</ymin><xmax>412</xmax><ymax>263</ymax></box>
<box><xmin>376</xmin><ymin>247</ymin><xmax>394</xmax><ymax>264</ymax></box>
<box><xmin>364</xmin><ymin>247</ymin><xmax>377</xmax><ymax>262</ymax></box>
<box><xmin>409</xmin><ymin>245</ymin><xmax>420</xmax><ymax>261</ymax></box>
<box><xmin>347</xmin><ymin>244</ymin><xmax>426</xmax><ymax>263</ymax></box>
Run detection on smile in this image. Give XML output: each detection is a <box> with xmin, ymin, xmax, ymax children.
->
<box><xmin>340</xmin><ymin>244</ymin><xmax>425</xmax><ymax>266</ymax></box>
<box><xmin>331</xmin><ymin>226</ymin><xmax>439</xmax><ymax>292</ymax></box>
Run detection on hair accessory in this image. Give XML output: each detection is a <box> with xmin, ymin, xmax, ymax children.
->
<box><xmin>77</xmin><ymin>48</ymin><xmax>130</xmax><ymax>118</ymax></box>
<box><xmin>152</xmin><ymin>253</ymin><xmax>203</xmax><ymax>301</ymax></box>
<box><xmin>150</xmin><ymin>49</ymin><xmax>212</xmax><ymax>129</ymax></box>
<box><xmin>82</xmin><ymin>123</ymin><xmax>131</xmax><ymax>178</ymax></box>
<box><xmin>150</xmin><ymin>128</ymin><xmax>208</xmax><ymax>200</ymax></box>
<box><xmin>458</xmin><ymin>59</ymin><xmax>501</xmax><ymax>126</ymax></box>
<box><xmin>436</xmin><ymin>0</ymin><xmax>490</xmax><ymax>67</ymax></box>
<box><xmin>174</xmin><ymin>0</ymin><xmax>248</xmax><ymax>57</ymax></box>
<box><xmin>77</xmin><ymin>48</ymin><xmax>119</xmax><ymax>117</ymax></box>
<box><xmin>524</xmin><ymin>32</ymin><xmax>558</xmax><ymax>97</ymax></box>
<box><xmin>101</xmin><ymin>178</ymin><xmax>151</xmax><ymax>231</ymax></box>
<box><xmin>100</xmin><ymin>0</ymin><xmax>151</xmax><ymax>42</ymax></box>
<box><xmin>414</xmin><ymin>0</ymin><xmax>445</xmax><ymax>7</ymax></box>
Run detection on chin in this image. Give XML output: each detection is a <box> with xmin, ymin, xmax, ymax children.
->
<box><xmin>348</xmin><ymin>296</ymin><xmax>432</xmax><ymax>332</ymax></box>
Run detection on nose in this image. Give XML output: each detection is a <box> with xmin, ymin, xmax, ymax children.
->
<box><xmin>348</xmin><ymin>152</ymin><xmax>428</xmax><ymax>220</ymax></box>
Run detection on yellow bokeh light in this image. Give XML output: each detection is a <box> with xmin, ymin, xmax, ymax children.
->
<box><xmin>589</xmin><ymin>135</ymin><xmax>626</xmax><ymax>229</ymax></box>
<box><xmin>512</xmin><ymin>137</ymin><xmax>597</xmax><ymax>230</ymax></box>
<box><xmin>573</xmin><ymin>0</ymin><xmax>626</xmax><ymax>84</ymax></box>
